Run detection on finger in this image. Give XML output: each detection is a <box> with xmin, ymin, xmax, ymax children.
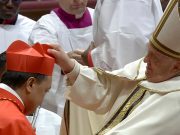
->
<box><xmin>70</xmin><ymin>53</ymin><xmax>82</xmax><ymax>60</ymax></box>
<box><xmin>75</xmin><ymin>49</ymin><xmax>84</xmax><ymax>55</ymax></box>
<box><xmin>75</xmin><ymin>55</ymin><xmax>82</xmax><ymax>60</ymax></box>
<box><xmin>47</xmin><ymin>49</ymin><xmax>60</xmax><ymax>59</ymax></box>
<box><xmin>47</xmin><ymin>44</ymin><xmax>62</xmax><ymax>51</ymax></box>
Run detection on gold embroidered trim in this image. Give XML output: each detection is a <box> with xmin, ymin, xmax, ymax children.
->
<box><xmin>150</xmin><ymin>38</ymin><xmax>180</xmax><ymax>59</ymax></box>
<box><xmin>94</xmin><ymin>59</ymin><xmax>146</xmax><ymax>81</ymax></box>
<box><xmin>138</xmin><ymin>84</ymin><xmax>180</xmax><ymax>93</ymax></box>
<box><xmin>63</xmin><ymin>100</ymin><xmax>70</xmax><ymax>135</ymax></box>
<box><xmin>134</xmin><ymin>59</ymin><xmax>143</xmax><ymax>80</ymax></box>
<box><xmin>154</xmin><ymin>0</ymin><xmax>177</xmax><ymax>36</ymax></box>
<box><xmin>0</xmin><ymin>98</ymin><xmax>24</xmax><ymax>113</ymax></box>
<box><xmin>96</xmin><ymin>87</ymin><xmax>147</xmax><ymax>135</ymax></box>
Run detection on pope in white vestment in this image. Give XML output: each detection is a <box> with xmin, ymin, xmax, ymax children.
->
<box><xmin>59</xmin><ymin>0</ymin><xmax>164</xmax><ymax>134</ymax></box>
<box><xmin>64</xmin><ymin>58</ymin><xmax>180</xmax><ymax>135</ymax></box>
<box><xmin>47</xmin><ymin>0</ymin><xmax>180</xmax><ymax>134</ymax></box>
<box><xmin>29</xmin><ymin>1</ymin><xmax>94</xmax><ymax>117</ymax></box>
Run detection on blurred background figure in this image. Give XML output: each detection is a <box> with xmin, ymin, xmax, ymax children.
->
<box><xmin>0</xmin><ymin>0</ymin><xmax>35</xmax><ymax>54</ymax></box>
<box><xmin>19</xmin><ymin>0</ymin><xmax>96</xmax><ymax>20</ymax></box>
<box><xmin>78</xmin><ymin>0</ymin><xmax>163</xmax><ymax>70</ymax></box>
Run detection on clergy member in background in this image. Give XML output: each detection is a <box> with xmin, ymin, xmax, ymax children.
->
<box><xmin>29</xmin><ymin>0</ymin><xmax>94</xmax><ymax>116</ymax></box>
<box><xmin>48</xmin><ymin>0</ymin><xmax>180</xmax><ymax>134</ymax></box>
<box><xmin>0</xmin><ymin>0</ymin><xmax>35</xmax><ymax>81</ymax></box>
<box><xmin>0</xmin><ymin>40</ymin><xmax>55</xmax><ymax>135</ymax></box>
<box><xmin>0</xmin><ymin>0</ymin><xmax>35</xmax><ymax>54</ymax></box>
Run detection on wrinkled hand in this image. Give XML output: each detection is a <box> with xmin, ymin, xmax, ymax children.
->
<box><xmin>47</xmin><ymin>45</ymin><xmax>74</xmax><ymax>74</ymax></box>
<box><xmin>81</xmin><ymin>41</ymin><xmax>96</xmax><ymax>66</ymax></box>
<box><xmin>68</xmin><ymin>50</ymin><xmax>85</xmax><ymax>65</ymax></box>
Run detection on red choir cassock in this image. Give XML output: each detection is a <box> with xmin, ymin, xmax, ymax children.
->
<box><xmin>0</xmin><ymin>40</ymin><xmax>55</xmax><ymax>135</ymax></box>
<box><xmin>0</xmin><ymin>88</ymin><xmax>35</xmax><ymax>135</ymax></box>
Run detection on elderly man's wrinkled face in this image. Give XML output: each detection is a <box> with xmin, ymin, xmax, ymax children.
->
<box><xmin>0</xmin><ymin>0</ymin><xmax>22</xmax><ymax>19</ymax></box>
<box><xmin>144</xmin><ymin>43</ymin><xmax>180</xmax><ymax>83</ymax></box>
<box><xmin>58</xmin><ymin>0</ymin><xmax>88</xmax><ymax>16</ymax></box>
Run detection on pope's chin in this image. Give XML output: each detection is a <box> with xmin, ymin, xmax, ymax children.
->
<box><xmin>146</xmin><ymin>71</ymin><xmax>162</xmax><ymax>83</ymax></box>
<box><xmin>145</xmin><ymin>70</ymin><xmax>154</xmax><ymax>83</ymax></box>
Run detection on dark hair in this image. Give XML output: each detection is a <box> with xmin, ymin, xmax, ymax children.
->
<box><xmin>0</xmin><ymin>52</ymin><xmax>6</xmax><ymax>74</ymax></box>
<box><xmin>1</xmin><ymin>71</ymin><xmax>46</xmax><ymax>90</ymax></box>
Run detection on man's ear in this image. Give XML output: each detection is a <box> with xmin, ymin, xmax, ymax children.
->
<box><xmin>25</xmin><ymin>77</ymin><xmax>36</xmax><ymax>94</ymax></box>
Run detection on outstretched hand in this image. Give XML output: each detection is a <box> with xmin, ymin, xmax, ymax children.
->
<box><xmin>47</xmin><ymin>45</ymin><xmax>74</xmax><ymax>74</ymax></box>
<box><xmin>81</xmin><ymin>41</ymin><xmax>95</xmax><ymax>66</ymax></box>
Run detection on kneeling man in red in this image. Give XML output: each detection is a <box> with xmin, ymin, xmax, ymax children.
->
<box><xmin>0</xmin><ymin>40</ymin><xmax>54</xmax><ymax>135</ymax></box>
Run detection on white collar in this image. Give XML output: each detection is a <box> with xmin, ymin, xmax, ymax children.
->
<box><xmin>139</xmin><ymin>76</ymin><xmax>180</xmax><ymax>93</ymax></box>
<box><xmin>0</xmin><ymin>83</ymin><xmax>24</xmax><ymax>105</ymax></box>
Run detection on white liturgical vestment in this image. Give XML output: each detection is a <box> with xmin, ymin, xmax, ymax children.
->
<box><xmin>90</xmin><ymin>0</ymin><xmax>163</xmax><ymax>70</ymax></box>
<box><xmin>64</xmin><ymin>58</ymin><xmax>180</xmax><ymax>135</ymax></box>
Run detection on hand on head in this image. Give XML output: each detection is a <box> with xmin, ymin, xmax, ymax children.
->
<box><xmin>47</xmin><ymin>45</ymin><xmax>75</xmax><ymax>74</ymax></box>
